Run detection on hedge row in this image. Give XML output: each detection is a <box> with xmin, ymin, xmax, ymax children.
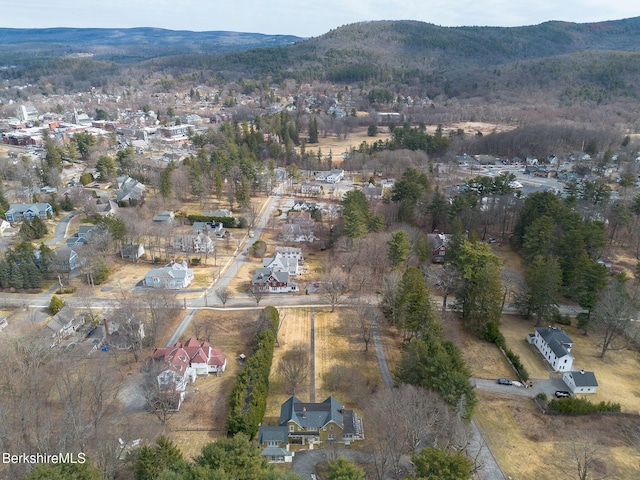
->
<box><xmin>226</xmin><ymin>307</ymin><xmax>279</xmax><ymax>438</ymax></box>
<box><xmin>485</xmin><ymin>321</ymin><xmax>530</xmax><ymax>382</ymax></box>
<box><xmin>185</xmin><ymin>214</ymin><xmax>235</xmax><ymax>228</ymax></box>
<box><xmin>548</xmin><ymin>397</ymin><xmax>621</xmax><ymax>414</ymax></box>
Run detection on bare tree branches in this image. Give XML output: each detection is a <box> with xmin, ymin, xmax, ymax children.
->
<box><xmin>277</xmin><ymin>343</ymin><xmax>310</xmax><ymax>395</ymax></box>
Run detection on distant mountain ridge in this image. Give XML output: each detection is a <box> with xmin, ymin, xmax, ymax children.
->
<box><xmin>0</xmin><ymin>27</ymin><xmax>303</xmax><ymax>64</ymax></box>
<box><xmin>2</xmin><ymin>19</ymin><xmax>640</xmax><ymax>108</ymax></box>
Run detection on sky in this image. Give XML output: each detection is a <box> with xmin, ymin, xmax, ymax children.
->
<box><xmin>2</xmin><ymin>1</ymin><xmax>639</xmax><ymax>38</ymax></box>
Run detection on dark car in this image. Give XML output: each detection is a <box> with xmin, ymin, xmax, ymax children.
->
<box><xmin>497</xmin><ymin>378</ymin><xmax>512</xmax><ymax>386</ymax></box>
<box><xmin>555</xmin><ymin>390</ymin><xmax>571</xmax><ymax>398</ymax></box>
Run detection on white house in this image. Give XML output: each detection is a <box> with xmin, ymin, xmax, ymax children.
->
<box><xmin>263</xmin><ymin>253</ymin><xmax>299</xmax><ymax>276</ymax></box>
<box><xmin>173</xmin><ymin>233</ymin><xmax>214</xmax><ymax>253</ymax></box>
<box><xmin>528</xmin><ymin>326</ymin><xmax>574</xmax><ymax>372</ymax></box>
<box><xmin>274</xmin><ymin>246</ymin><xmax>304</xmax><ymax>264</ymax></box>
<box><xmin>563</xmin><ymin>370</ymin><xmax>599</xmax><ymax>394</ymax></box>
<box><xmin>143</xmin><ymin>261</ymin><xmax>194</xmax><ymax>289</ymax></box>
<box><xmin>292</xmin><ymin>200</ymin><xmax>317</xmax><ymax>212</ymax></box>
<box><xmin>326</xmin><ymin>169</ymin><xmax>344</xmax><ymax>183</ymax></box>
<box><xmin>153</xmin><ymin>337</ymin><xmax>226</xmax><ymax>377</ymax></box>
<box><xmin>46</xmin><ymin>306</ymin><xmax>85</xmax><ymax>345</ymax></box>
<box><xmin>153</xmin><ymin>346</ymin><xmax>195</xmax><ymax>409</ymax></box>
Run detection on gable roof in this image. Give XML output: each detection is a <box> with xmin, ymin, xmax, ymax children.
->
<box><xmin>153</xmin><ymin>337</ymin><xmax>226</xmax><ymax>369</ymax></box>
<box><xmin>46</xmin><ymin>306</ymin><xmax>77</xmax><ymax>332</ymax></box>
<box><xmin>258</xmin><ymin>425</ymin><xmax>289</xmax><ymax>445</ymax></box>
<box><xmin>279</xmin><ymin>396</ymin><xmax>346</xmax><ymax>431</ymax></box>
<box><xmin>535</xmin><ymin>326</ymin><xmax>573</xmax><ymax>358</ymax></box>
<box><xmin>568</xmin><ymin>370</ymin><xmax>598</xmax><ymax>387</ymax></box>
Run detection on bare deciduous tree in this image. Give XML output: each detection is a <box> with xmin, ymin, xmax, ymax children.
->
<box><xmin>354</xmin><ymin>304</ymin><xmax>379</xmax><ymax>351</ymax></box>
<box><xmin>592</xmin><ymin>278</ymin><xmax>637</xmax><ymax>358</ymax></box>
<box><xmin>215</xmin><ymin>285</ymin><xmax>232</xmax><ymax>306</ymax></box>
<box><xmin>277</xmin><ymin>343</ymin><xmax>310</xmax><ymax>395</ymax></box>
<box><xmin>368</xmin><ymin>385</ymin><xmax>460</xmax><ymax>478</ymax></box>
<box><xmin>249</xmin><ymin>285</ymin><xmax>266</xmax><ymax>305</ymax></box>
<box><xmin>321</xmin><ymin>268</ymin><xmax>349</xmax><ymax>312</ymax></box>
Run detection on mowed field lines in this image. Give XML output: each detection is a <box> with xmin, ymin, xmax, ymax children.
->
<box><xmin>264</xmin><ymin>307</ymin><xmax>385</xmax><ymax>423</ymax></box>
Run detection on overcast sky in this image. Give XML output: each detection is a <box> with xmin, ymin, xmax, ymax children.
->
<box><xmin>2</xmin><ymin>1</ymin><xmax>639</xmax><ymax>37</ymax></box>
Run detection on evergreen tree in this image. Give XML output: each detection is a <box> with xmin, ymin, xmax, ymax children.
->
<box><xmin>521</xmin><ymin>255</ymin><xmax>562</xmax><ymax>326</ymax></box>
<box><xmin>308</xmin><ymin>117</ymin><xmax>319</xmax><ymax>143</ymax></box>
<box><xmin>411</xmin><ymin>447</ymin><xmax>473</xmax><ymax>480</ymax></box>
<box><xmin>452</xmin><ymin>240</ymin><xmax>503</xmax><ymax>338</ymax></box>
<box><xmin>398</xmin><ymin>266</ymin><xmax>438</xmax><ymax>339</ymax></box>
<box><xmin>327</xmin><ymin>457</ymin><xmax>365</xmax><ymax>480</ymax></box>
<box><xmin>387</xmin><ymin>230</ymin><xmax>411</xmax><ymax>268</ymax></box>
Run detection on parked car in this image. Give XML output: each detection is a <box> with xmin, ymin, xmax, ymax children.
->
<box><xmin>497</xmin><ymin>378</ymin><xmax>512</xmax><ymax>385</ymax></box>
<box><xmin>555</xmin><ymin>390</ymin><xmax>571</xmax><ymax>398</ymax></box>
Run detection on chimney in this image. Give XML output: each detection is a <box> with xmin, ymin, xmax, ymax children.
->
<box><xmin>103</xmin><ymin>317</ymin><xmax>110</xmax><ymax>337</ymax></box>
<box><xmin>302</xmin><ymin>407</ymin><xmax>306</xmax><ymax>418</ymax></box>
<box><xmin>580</xmin><ymin>369</ymin><xmax>585</xmax><ymax>375</ymax></box>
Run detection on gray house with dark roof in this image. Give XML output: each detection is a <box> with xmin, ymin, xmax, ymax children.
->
<box><xmin>529</xmin><ymin>326</ymin><xmax>574</xmax><ymax>372</ymax></box>
<box><xmin>257</xmin><ymin>426</ymin><xmax>293</xmax><ymax>463</ymax></box>
<box><xmin>278</xmin><ymin>396</ymin><xmax>363</xmax><ymax>446</ymax></box>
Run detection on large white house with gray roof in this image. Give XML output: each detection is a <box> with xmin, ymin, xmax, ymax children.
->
<box><xmin>528</xmin><ymin>326</ymin><xmax>575</xmax><ymax>372</ymax></box>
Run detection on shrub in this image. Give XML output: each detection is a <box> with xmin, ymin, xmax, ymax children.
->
<box><xmin>226</xmin><ymin>307</ymin><xmax>279</xmax><ymax>438</ymax></box>
<box><xmin>484</xmin><ymin>321</ymin><xmax>505</xmax><ymax>347</ymax></box>
<box><xmin>548</xmin><ymin>397</ymin><xmax>621</xmax><ymax>414</ymax></box>
<box><xmin>536</xmin><ymin>392</ymin><xmax>547</xmax><ymax>401</ymax></box>
<box><xmin>49</xmin><ymin>295</ymin><xmax>64</xmax><ymax>315</ymax></box>
<box><xmin>79</xmin><ymin>173</ymin><xmax>94</xmax><ymax>185</ymax></box>
<box><xmin>553</xmin><ymin>312</ymin><xmax>572</xmax><ymax>326</ymax></box>
<box><xmin>505</xmin><ymin>348</ymin><xmax>529</xmax><ymax>382</ymax></box>
<box><xmin>191</xmin><ymin>258</ymin><xmax>201</xmax><ymax>265</ymax></box>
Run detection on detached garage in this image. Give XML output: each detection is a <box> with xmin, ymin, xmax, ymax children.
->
<box><xmin>563</xmin><ymin>370</ymin><xmax>599</xmax><ymax>394</ymax></box>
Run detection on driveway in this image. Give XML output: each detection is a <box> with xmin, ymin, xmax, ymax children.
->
<box><xmin>473</xmin><ymin>377</ymin><xmax>569</xmax><ymax>398</ymax></box>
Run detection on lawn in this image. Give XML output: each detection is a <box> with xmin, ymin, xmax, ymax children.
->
<box><xmin>500</xmin><ymin>314</ymin><xmax>640</xmax><ymax>413</ymax></box>
<box><xmin>443</xmin><ymin>311</ymin><xmax>640</xmax><ymax>478</ymax></box>
<box><xmin>264</xmin><ymin>307</ymin><xmax>384</xmax><ymax>425</ymax></box>
<box><xmin>474</xmin><ymin>390</ymin><xmax>640</xmax><ymax>480</ymax></box>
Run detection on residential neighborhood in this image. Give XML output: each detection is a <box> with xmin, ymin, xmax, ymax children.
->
<box><xmin>2</xmin><ymin>19</ymin><xmax>640</xmax><ymax>480</ymax></box>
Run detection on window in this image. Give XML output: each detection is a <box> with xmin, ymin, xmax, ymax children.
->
<box><xmin>329</xmin><ymin>425</ymin><xmax>333</xmax><ymax>431</ymax></box>
<box><xmin>328</xmin><ymin>434</ymin><xmax>335</xmax><ymax>441</ymax></box>
<box><xmin>289</xmin><ymin>425</ymin><xmax>294</xmax><ymax>432</ymax></box>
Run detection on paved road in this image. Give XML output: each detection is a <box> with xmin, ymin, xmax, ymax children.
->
<box><xmin>46</xmin><ymin>211</ymin><xmax>79</xmax><ymax>246</ymax></box>
<box><xmin>474</xmin><ymin>377</ymin><xmax>568</xmax><ymax>398</ymax></box>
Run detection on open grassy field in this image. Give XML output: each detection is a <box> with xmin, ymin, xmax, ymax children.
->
<box><xmin>264</xmin><ymin>307</ymin><xmax>385</xmax><ymax>425</ymax></box>
<box><xmin>453</xmin><ymin>309</ymin><xmax>640</xmax><ymax>479</ymax></box>
<box><xmin>500</xmin><ymin>314</ymin><xmax>640</xmax><ymax>413</ymax></box>
<box><xmin>474</xmin><ymin>390</ymin><xmax>640</xmax><ymax>480</ymax></box>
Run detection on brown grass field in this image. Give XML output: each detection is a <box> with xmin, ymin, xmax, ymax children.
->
<box><xmin>453</xmin><ymin>309</ymin><xmax>640</xmax><ymax>479</ymax></box>
<box><xmin>474</xmin><ymin>390</ymin><xmax>640</xmax><ymax>480</ymax></box>
<box><xmin>302</xmin><ymin>122</ymin><xmax>511</xmax><ymax>164</ymax></box>
<box><xmin>264</xmin><ymin>307</ymin><xmax>390</xmax><ymax>426</ymax></box>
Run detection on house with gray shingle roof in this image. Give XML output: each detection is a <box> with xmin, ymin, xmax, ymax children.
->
<box><xmin>278</xmin><ymin>396</ymin><xmax>363</xmax><ymax>446</ymax></box>
<box><xmin>5</xmin><ymin>203</ymin><xmax>52</xmax><ymax>222</ymax></box>
<box><xmin>257</xmin><ymin>426</ymin><xmax>293</xmax><ymax>463</ymax></box>
<box><xmin>562</xmin><ymin>370</ymin><xmax>599</xmax><ymax>394</ymax></box>
<box><xmin>251</xmin><ymin>267</ymin><xmax>298</xmax><ymax>293</ymax></box>
<box><xmin>529</xmin><ymin>326</ymin><xmax>575</xmax><ymax>372</ymax></box>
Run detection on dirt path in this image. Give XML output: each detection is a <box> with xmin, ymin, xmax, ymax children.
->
<box><xmin>372</xmin><ymin>323</ymin><xmax>393</xmax><ymax>389</ymax></box>
<box><xmin>310</xmin><ymin>307</ymin><xmax>316</xmax><ymax>402</ymax></box>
